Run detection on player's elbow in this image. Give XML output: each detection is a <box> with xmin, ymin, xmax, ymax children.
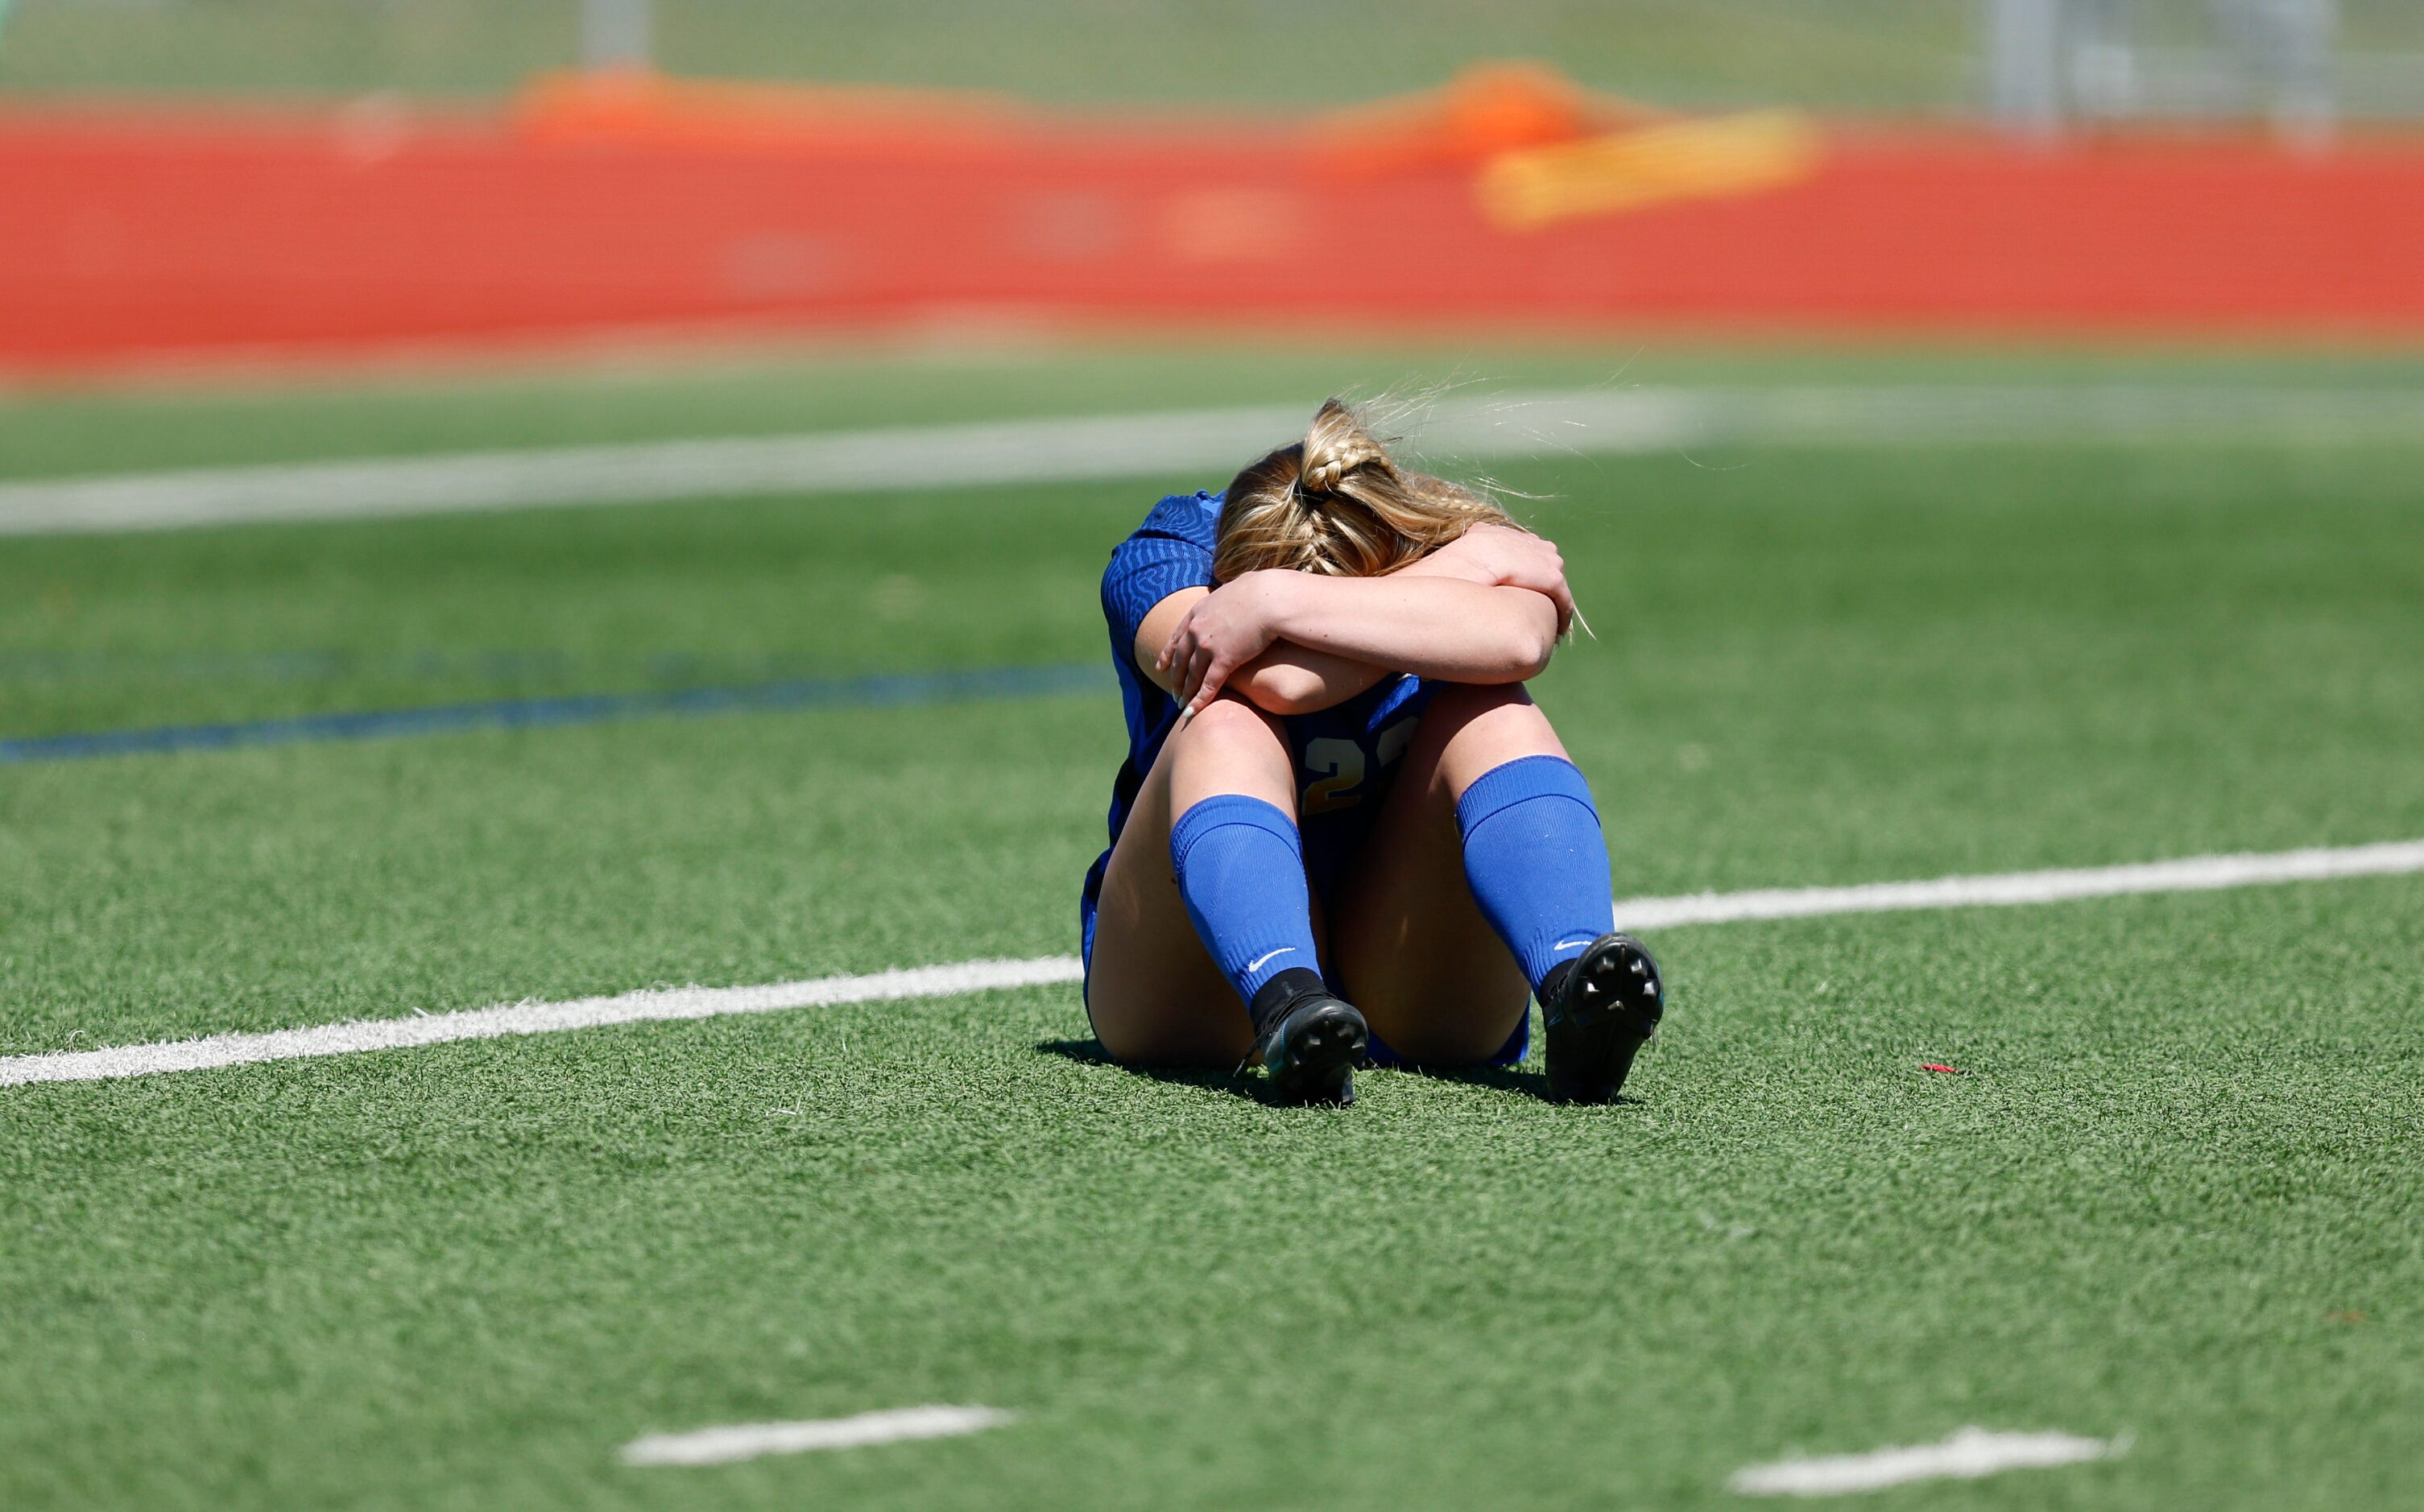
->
<box><xmin>1484</xmin><ymin>621</ymin><xmax>1557</xmax><ymax>683</ymax></box>
<box><xmin>1517</xmin><ymin>625</ymin><xmax>1558</xmax><ymax>680</ymax></box>
<box><xmin>1464</xmin><ymin>593</ymin><xmax>1559</xmax><ymax>683</ymax></box>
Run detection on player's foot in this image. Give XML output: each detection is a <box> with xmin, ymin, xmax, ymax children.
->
<box><xmin>1247</xmin><ymin>967</ymin><xmax>1367</xmax><ymax>1106</ymax></box>
<box><xmin>1540</xmin><ymin>932</ymin><xmax>1664</xmax><ymax>1105</ymax></box>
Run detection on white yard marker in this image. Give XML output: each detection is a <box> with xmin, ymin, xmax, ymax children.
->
<box><xmin>1729</xmin><ymin>1426</ymin><xmax>2126</xmax><ymax>1496</ymax></box>
<box><xmin>5</xmin><ymin>837</ymin><xmax>2420</xmax><ymax>1089</ymax></box>
<box><xmin>619</xmin><ymin>1405</ymin><xmax>1013</xmax><ymax>1467</ymax></box>
<box><xmin>6</xmin><ymin>385</ymin><xmax>2423</xmax><ymax>535</ymax></box>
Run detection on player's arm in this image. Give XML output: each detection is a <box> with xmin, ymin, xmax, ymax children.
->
<box><xmin>1204</xmin><ymin>527</ymin><xmax>1571</xmax><ymax>713</ymax></box>
<box><xmin>1399</xmin><ymin>522</ymin><xmax>1576</xmax><ymax>635</ymax></box>
<box><xmin>1142</xmin><ymin>523</ymin><xmax>1575</xmax><ymax>717</ymax></box>
<box><xmin>1158</xmin><ymin>569</ymin><xmax>1561</xmax><ymax>718</ymax></box>
<box><xmin>1133</xmin><ymin>589</ymin><xmax>1388</xmax><ymax>717</ymax></box>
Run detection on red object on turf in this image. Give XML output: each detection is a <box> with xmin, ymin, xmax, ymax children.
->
<box><xmin>1921</xmin><ymin>1063</ymin><xmax>1963</xmax><ymax>1074</ymax></box>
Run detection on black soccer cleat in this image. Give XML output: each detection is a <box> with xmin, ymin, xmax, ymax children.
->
<box><xmin>1541</xmin><ymin>932</ymin><xmax>1665</xmax><ymax>1105</ymax></box>
<box><xmin>1247</xmin><ymin>967</ymin><xmax>1368</xmax><ymax>1107</ymax></box>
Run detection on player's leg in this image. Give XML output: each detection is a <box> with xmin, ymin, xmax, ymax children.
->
<box><xmin>1086</xmin><ymin>697</ymin><xmax>1286</xmax><ymax>1068</ymax></box>
<box><xmin>1328</xmin><ymin>682</ymin><xmax>1545</xmax><ymax>1063</ymax></box>
<box><xmin>1086</xmin><ymin>696</ymin><xmax>1366</xmax><ymax>1101</ymax></box>
<box><xmin>1330</xmin><ymin>683</ymin><xmax>1664</xmax><ymax>1099</ymax></box>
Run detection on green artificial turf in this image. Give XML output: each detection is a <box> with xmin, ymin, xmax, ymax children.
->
<box><xmin>10</xmin><ymin>341</ymin><xmax>2424</xmax><ymax>481</ymax></box>
<box><xmin>2</xmin><ymin>347</ymin><xmax>2422</xmax><ymax>1508</ymax></box>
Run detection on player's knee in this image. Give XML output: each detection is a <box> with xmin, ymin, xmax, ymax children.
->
<box><xmin>1422</xmin><ymin>680</ymin><xmax>1543</xmax><ymax>743</ymax></box>
<box><xmin>1416</xmin><ymin>681</ymin><xmax>1562</xmax><ymax>783</ymax></box>
<box><xmin>1437</xmin><ymin>680</ymin><xmax>1537</xmax><ymax>717</ymax></box>
<box><xmin>1181</xmin><ymin>692</ymin><xmax>1287</xmax><ymax>750</ymax></box>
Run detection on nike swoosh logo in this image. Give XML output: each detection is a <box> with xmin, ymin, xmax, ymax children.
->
<box><xmin>1243</xmin><ymin>946</ymin><xmax>1297</xmax><ymax>973</ymax></box>
<box><xmin>1554</xmin><ymin>936</ymin><xmax>1599</xmax><ymax>949</ymax></box>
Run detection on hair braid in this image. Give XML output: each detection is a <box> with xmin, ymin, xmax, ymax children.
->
<box><xmin>1212</xmin><ymin>397</ymin><xmax>1518</xmax><ymax>583</ymax></box>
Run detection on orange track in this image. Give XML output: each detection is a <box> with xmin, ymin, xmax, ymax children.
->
<box><xmin>5</xmin><ymin>95</ymin><xmax>2422</xmax><ymax>374</ymax></box>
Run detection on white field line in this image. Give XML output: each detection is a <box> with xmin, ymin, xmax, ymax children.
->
<box><xmin>620</xmin><ymin>1405</ymin><xmax>1013</xmax><ymax>1467</ymax></box>
<box><xmin>1729</xmin><ymin>1426</ymin><xmax>2126</xmax><ymax>1496</ymax></box>
<box><xmin>0</xmin><ymin>956</ymin><xmax>1084</xmax><ymax>1088</ymax></box>
<box><xmin>4</xmin><ymin>837</ymin><xmax>2420</xmax><ymax>1090</ymax></box>
<box><xmin>1611</xmin><ymin>837</ymin><xmax>2424</xmax><ymax>931</ymax></box>
<box><xmin>6</xmin><ymin>384</ymin><xmax>2424</xmax><ymax>535</ymax></box>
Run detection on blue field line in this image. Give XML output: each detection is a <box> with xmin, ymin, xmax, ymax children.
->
<box><xmin>0</xmin><ymin>663</ymin><xmax>1113</xmax><ymax>765</ymax></box>
<box><xmin>0</xmin><ymin>647</ymin><xmax>1000</xmax><ymax>687</ymax></box>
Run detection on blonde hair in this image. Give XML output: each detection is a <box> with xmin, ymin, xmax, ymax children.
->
<box><xmin>1213</xmin><ymin>399</ymin><xmax>1516</xmax><ymax>582</ymax></box>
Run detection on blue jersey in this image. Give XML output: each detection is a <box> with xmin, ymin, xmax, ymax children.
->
<box><xmin>1082</xmin><ymin>491</ymin><xmax>1435</xmax><ymax>964</ymax></box>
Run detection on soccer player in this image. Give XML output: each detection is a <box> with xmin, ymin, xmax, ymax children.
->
<box><xmin>1080</xmin><ymin>399</ymin><xmax>1664</xmax><ymax>1105</ymax></box>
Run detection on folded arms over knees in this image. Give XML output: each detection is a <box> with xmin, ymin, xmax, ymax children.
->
<box><xmin>1135</xmin><ymin>522</ymin><xmax>1571</xmax><ymax>717</ymax></box>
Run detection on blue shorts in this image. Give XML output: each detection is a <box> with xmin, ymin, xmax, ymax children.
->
<box><xmin>1080</xmin><ymin>675</ymin><xmax>1528</xmax><ymax>1070</ymax></box>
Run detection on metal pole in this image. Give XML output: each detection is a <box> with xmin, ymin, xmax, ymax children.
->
<box><xmin>582</xmin><ymin>0</ymin><xmax>653</xmax><ymax>71</ymax></box>
<box><xmin>2283</xmin><ymin>0</ymin><xmax>2339</xmax><ymax>145</ymax></box>
<box><xmin>2067</xmin><ymin>0</ymin><xmax>2140</xmax><ymax>122</ymax></box>
<box><xmin>2263</xmin><ymin>0</ymin><xmax>2337</xmax><ymax>144</ymax></box>
<box><xmin>1988</xmin><ymin>0</ymin><xmax>2066</xmax><ymax>136</ymax></box>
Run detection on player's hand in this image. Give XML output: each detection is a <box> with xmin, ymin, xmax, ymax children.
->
<box><xmin>1425</xmin><ymin>523</ymin><xmax>1580</xmax><ymax>634</ymax></box>
<box><xmin>1411</xmin><ymin>523</ymin><xmax>1575</xmax><ymax>634</ymax></box>
<box><xmin>1156</xmin><ymin>572</ymin><xmax>1290</xmax><ymax>717</ymax></box>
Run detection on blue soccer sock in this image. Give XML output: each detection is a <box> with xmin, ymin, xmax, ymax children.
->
<box><xmin>1455</xmin><ymin>755</ymin><xmax>1616</xmax><ymax>996</ymax></box>
<box><xmin>1169</xmin><ymin>794</ymin><xmax>1322</xmax><ymax>1012</ymax></box>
